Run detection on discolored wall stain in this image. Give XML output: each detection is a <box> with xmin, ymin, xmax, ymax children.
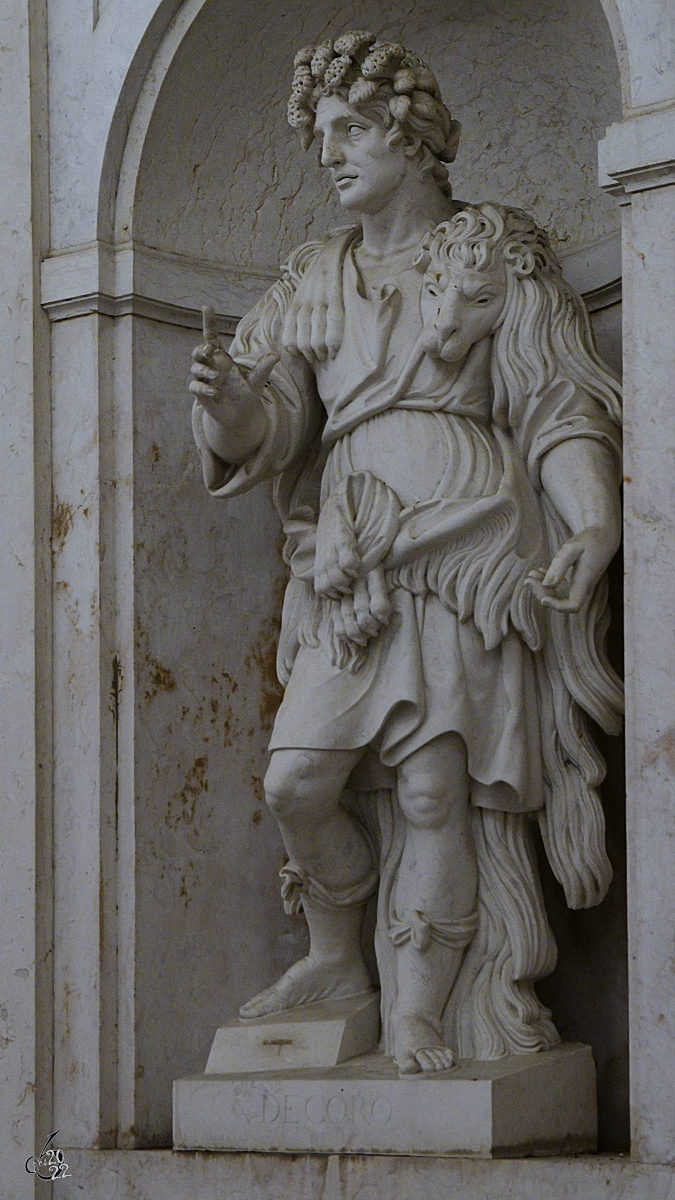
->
<box><xmin>144</xmin><ymin>660</ymin><xmax>177</xmax><ymax>701</ymax></box>
<box><xmin>244</xmin><ymin>574</ymin><xmax>286</xmax><ymax>731</ymax></box>
<box><xmin>642</xmin><ymin>727</ymin><xmax>675</xmax><ymax>775</ymax></box>
<box><xmin>52</xmin><ymin>499</ymin><xmax>74</xmax><ymax>554</ymax></box>
<box><xmin>166</xmin><ymin>756</ymin><xmax>208</xmax><ymax>830</ymax></box>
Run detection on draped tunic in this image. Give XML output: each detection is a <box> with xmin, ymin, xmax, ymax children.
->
<box><xmin>192</xmin><ymin>227</ymin><xmax>622</xmax><ymax>814</ymax></box>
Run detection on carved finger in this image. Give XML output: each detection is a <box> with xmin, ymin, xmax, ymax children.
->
<box><xmin>281</xmin><ymin>309</ymin><xmax>295</xmax><ymax>350</ymax></box>
<box><xmin>540</xmin><ymin>594</ymin><xmax>582</xmax><ymax>613</ymax></box>
<box><xmin>190</xmin><ymin>361</ymin><xmax>219</xmax><ymax>381</ymax></box>
<box><xmin>189</xmin><ymin>379</ymin><xmax>218</xmax><ymax>400</ymax></box>
<box><xmin>526</xmin><ymin>578</ymin><xmax>549</xmax><ymax>604</ymax></box>
<box><xmin>310</xmin><ymin>303</ymin><xmax>328</xmax><ymax>362</ymax></box>
<box><xmin>325</xmin><ymin>302</ymin><xmax>344</xmax><ymax>357</ymax></box>
<box><xmin>281</xmin><ymin>305</ymin><xmax>300</xmax><ymax>355</ymax></box>
<box><xmin>542</xmin><ymin>541</ymin><xmax>581</xmax><ymax>589</ymax></box>
<box><xmin>545</xmin><ymin>558</ymin><xmax>597</xmax><ymax>613</ymax></box>
<box><xmin>202</xmin><ymin>304</ymin><xmax>221</xmax><ymax>346</ymax></box>
<box><xmin>295</xmin><ymin>306</ymin><xmax>313</xmax><ymax>360</ymax></box>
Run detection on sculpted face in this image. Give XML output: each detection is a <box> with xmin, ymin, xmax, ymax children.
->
<box><xmin>314</xmin><ymin>94</ymin><xmax>411</xmax><ymax>214</ymax></box>
<box><xmin>419</xmin><ymin>260</ymin><xmax>506</xmax><ymax>363</ymax></box>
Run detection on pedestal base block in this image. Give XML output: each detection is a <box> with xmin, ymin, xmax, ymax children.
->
<box><xmin>174</xmin><ymin>1042</ymin><xmax>596</xmax><ymax>1158</ymax></box>
<box><xmin>205</xmin><ymin>992</ymin><xmax>381</xmax><ymax>1074</ymax></box>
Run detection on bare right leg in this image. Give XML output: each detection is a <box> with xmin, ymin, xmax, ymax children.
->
<box><xmin>239</xmin><ymin>747</ymin><xmax>377</xmax><ymax>1019</ymax></box>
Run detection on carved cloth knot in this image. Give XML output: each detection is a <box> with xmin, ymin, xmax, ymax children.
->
<box><xmin>279</xmin><ymin>862</ymin><xmax>379</xmax><ymax>916</ymax></box>
<box><xmin>389</xmin><ymin>909</ymin><xmax>478</xmax><ymax>952</ymax></box>
<box><xmin>279</xmin><ymin>864</ymin><xmax>307</xmax><ymax>916</ymax></box>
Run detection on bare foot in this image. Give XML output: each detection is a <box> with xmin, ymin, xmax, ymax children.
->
<box><xmin>394</xmin><ymin>1012</ymin><xmax>457</xmax><ymax>1075</ymax></box>
<box><xmin>239</xmin><ymin>953</ymin><xmax>373</xmax><ymax>1020</ymax></box>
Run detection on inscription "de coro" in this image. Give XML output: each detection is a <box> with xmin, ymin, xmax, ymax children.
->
<box><xmin>232</xmin><ymin>1090</ymin><xmax>392</xmax><ymax>1127</ymax></box>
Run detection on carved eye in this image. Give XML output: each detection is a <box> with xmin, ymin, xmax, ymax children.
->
<box><xmin>424</xmin><ymin>283</ymin><xmax>439</xmax><ymax>297</ymax></box>
<box><xmin>347</xmin><ymin>123</ymin><xmax>365</xmax><ymax>135</ymax></box>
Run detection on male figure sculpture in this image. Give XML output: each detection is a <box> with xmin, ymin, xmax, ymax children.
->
<box><xmin>190</xmin><ymin>32</ymin><xmax>622</xmax><ymax>1076</ymax></box>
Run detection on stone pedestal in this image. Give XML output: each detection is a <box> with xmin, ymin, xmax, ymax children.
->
<box><xmin>205</xmin><ymin>992</ymin><xmax>381</xmax><ymax>1073</ymax></box>
<box><xmin>173</xmin><ymin>1042</ymin><xmax>597</xmax><ymax>1158</ymax></box>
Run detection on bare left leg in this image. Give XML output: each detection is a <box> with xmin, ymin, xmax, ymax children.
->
<box><xmin>393</xmin><ymin>732</ymin><xmax>477</xmax><ymax>1074</ymax></box>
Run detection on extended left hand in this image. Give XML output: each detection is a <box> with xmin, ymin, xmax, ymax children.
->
<box><xmin>527</xmin><ymin>526</ymin><xmax>616</xmax><ymax>613</ymax></box>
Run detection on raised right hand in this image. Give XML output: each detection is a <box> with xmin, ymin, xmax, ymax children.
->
<box><xmin>189</xmin><ymin>305</ymin><xmax>277</xmax><ymax>455</ymax></box>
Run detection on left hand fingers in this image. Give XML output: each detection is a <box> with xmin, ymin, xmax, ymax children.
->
<box><xmin>540</xmin><ymin>555</ymin><xmax>598</xmax><ymax>612</ymax></box>
<box><xmin>534</xmin><ymin>528</ymin><xmax>610</xmax><ymax>612</ymax></box>
<box><xmin>542</xmin><ymin>539</ymin><xmax>583</xmax><ymax>589</ymax></box>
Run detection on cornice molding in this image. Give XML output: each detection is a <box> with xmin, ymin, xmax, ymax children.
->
<box><xmin>599</xmin><ymin>105</ymin><xmax>675</xmax><ymax>201</ymax></box>
<box><xmin>41</xmin><ymin>232</ymin><xmax>622</xmax><ymax>329</ymax></box>
<box><xmin>41</xmin><ymin>241</ymin><xmax>278</xmax><ymax>331</ymax></box>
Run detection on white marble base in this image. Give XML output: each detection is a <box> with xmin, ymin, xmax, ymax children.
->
<box><xmin>174</xmin><ymin>1042</ymin><xmax>596</xmax><ymax>1158</ymax></box>
<box><xmin>205</xmin><ymin>992</ymin><xmax>381</xmax><ymax>1073</ymax></box>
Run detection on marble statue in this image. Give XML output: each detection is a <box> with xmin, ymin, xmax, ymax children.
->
<box><xmin>189</xmin><ymin>31</ymin><xmax>622</xmax><ymax>1077</ymax></box>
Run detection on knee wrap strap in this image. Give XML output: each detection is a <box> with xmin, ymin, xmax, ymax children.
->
<box><xmin>389</xmin><ymin>908</ymin><xmax>478</xmax><ymax>952</ymax></box>
<box><xmin>279</xmin><ymin>862</ymin><xmax>379</xmax><ymax>916</ymax></box>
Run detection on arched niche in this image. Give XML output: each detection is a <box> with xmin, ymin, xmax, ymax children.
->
<box><xmin>130</xmin><ymin>0</ymin><xmax>622</xmax><ymax>279</ymax></box>
<box><xmin>109</xmin><ymin>0</ymin><xmax>627</xmax><ymax>1149</ymax></box>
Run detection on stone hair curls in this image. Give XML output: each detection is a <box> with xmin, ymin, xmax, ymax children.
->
<box><xmin>287</xmin><ymin>31</ymin><xmax>461</xmax><ymax>197</ymax></box>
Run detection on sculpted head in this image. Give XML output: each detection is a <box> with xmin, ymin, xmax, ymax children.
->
<box><xmin>413</xmin><ymin>204</ymin><xmax>560</xmax><ymax>362</ymax></box>
<box><xmin>415</xmin><ymin>202</ymin><xmax>622</xmax><ymax>421</ymax></box>
<box><xmin>287</xmin><ymin>31</ymin><xmax>460</xmax><ymax>207</ymax></box>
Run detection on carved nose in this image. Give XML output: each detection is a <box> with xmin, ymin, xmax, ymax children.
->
<box><xmin>321</xmin><ymin>140</ymin><xmax>342</xmax><ymax>168</ymax></box>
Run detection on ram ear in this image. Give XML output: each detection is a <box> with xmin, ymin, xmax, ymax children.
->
<box><xmin>412</xmin><ymin>234</ymin><xmax>433</xmax><ymax>274</ymax></box>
